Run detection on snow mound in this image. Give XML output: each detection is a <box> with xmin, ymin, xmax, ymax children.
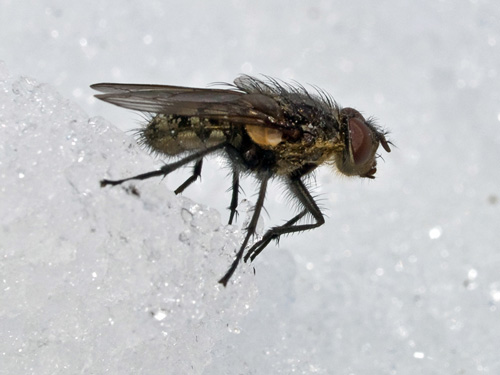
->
<box><xmin>0</xmin><ymin>66</ymin><xmax>257</xmax><ymax>374</ymax></box>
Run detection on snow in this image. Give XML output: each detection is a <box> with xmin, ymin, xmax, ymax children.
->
<box><xmin>1</xmin><ymin>0</ymin><xmax>500</xmax><ymax>374</ymax></box>
<box><xmin>0</xmin><ymin>71</ymin><xmax>257</xmax><ymax>374</ymax></box>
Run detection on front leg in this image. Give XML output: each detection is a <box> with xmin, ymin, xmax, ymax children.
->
<box><xmin>244</xmin><ymin>176</ymin><xmax>325</xmax><ymax>262</ymax></box>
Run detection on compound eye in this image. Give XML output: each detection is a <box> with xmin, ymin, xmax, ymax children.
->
<box><xmin>335</xmin><ymin>107</ymin><xmax>389</xmax><ymax>178</ymax></box>
<box><xmin>348</xmin><ymin>116</ymin><xmax>374</xmax><ymax>165</ymax></box>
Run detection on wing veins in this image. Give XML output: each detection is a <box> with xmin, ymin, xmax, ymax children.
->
<box><xmin>92</xmin><ymin>83</ymin><xmax>287</xmax><ymax>129</ymax></box>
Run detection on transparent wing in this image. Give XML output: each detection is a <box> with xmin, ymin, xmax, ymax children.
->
<box><xmin>91</xmin><ymin>83</ymin><xmax>285</xmax><ymax>127</ymax></box>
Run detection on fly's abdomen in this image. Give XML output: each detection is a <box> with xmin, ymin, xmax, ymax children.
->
<box><xmin>141</xmin><ymin>114</ymin><xmax>228</xmax><ymax>156</ymax></box>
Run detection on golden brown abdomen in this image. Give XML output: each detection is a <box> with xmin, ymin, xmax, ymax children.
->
<box><xmin>141</xmin><ymin>114</ymin><xmax>228</xmax><ymax>156</ymax></box>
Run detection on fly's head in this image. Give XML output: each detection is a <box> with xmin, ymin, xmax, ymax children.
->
<box><xmin>334</xmin><ymin>107</ymin><xmax>391</xmax><ymax>179</ymax></box>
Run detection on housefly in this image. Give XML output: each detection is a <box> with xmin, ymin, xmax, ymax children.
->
<box><xmin>91</xmin><ymin>75</ymin><xmax>391</xmax><ymax>286</ymax></box>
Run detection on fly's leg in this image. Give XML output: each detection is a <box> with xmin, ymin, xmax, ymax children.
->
<box><xmin>219</xmin><ymin>173</ymin><xmax>270</xmax><ymax>287</ymax></box>
<box><xmin>227</xmin><ymin>170</ymin><xmax>240</xmax><ymax>225</ymax></box>
<box><xmin>100</xmin><ymin>143</ymin><xmax>225</xmax><ymax>188</ymax></box>
<box><xmin>174</xmin><ymin>159</ymin><xmax>203</xmax><ymax>194</ymax></box>
<box><xmin>244</xmin><ymin>176</ymin><xmax>325</xmax><ymax>262</ymax></box>
<box><xmin>224</xmin><ymin>144</ymin><xmax>248</xmax><ymax>225</ymax></box>
<box><xmin>243</xmin><ymin>210</ymin><xmax>307</xmax><ymax>262</ymax></box>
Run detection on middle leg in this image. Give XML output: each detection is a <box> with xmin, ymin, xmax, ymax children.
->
<box><xmin>219</xmin><ymin>173</ymin><xmax>270</xmax><ymax>286</ymax></box>
<box><xmin>227</xmin><ymin>170</ymin><xmax>240</xmax><ymax>225</ymax></box>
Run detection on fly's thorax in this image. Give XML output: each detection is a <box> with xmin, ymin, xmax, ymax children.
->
<box><xmin>261</xmin><ymin>129</ymin><xmax>344</xmax><ymax>176</ymax></box>
<box><xmin>140</xmin><ymin>114</ymin><xmax>229</xmax><ymax>156</ymax></box>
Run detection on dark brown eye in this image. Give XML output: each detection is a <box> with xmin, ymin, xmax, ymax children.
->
<box><xmin>348</xmin><ymin>116</ymin><xmax>374</xmax><ymax>165</ymax></box>
<box><xmin>334</xmin><ymin>107</ymin><xmax>390</xmax><ymax>178</ymax></box>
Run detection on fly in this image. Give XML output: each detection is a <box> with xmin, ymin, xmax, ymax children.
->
<box><xmin>91</xmin><ymin>75</ymin><xmax>391</xmax><ymax>286</ymax></box>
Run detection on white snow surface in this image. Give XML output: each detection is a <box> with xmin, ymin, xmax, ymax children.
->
<box><xmin>1</xmin><ymin>0</ymin><xmax>500</xmax><ymax>374</ymax></box>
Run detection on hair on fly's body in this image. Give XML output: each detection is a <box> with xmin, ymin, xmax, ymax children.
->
<box><xmin>91</xmin><ymin>75</ymin><xmax>391</xmax><ymax>286</ymax></box>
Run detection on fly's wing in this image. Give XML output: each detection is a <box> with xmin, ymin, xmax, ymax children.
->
<box><xmin>91</xmin><ymin>83</ymin><xmax>285</xmax><ymax>128</ymax></box>
<box><xmin>90</xmin><ymin>83</ymin><xmax>206</xmax><ymax>94</ymax></box>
